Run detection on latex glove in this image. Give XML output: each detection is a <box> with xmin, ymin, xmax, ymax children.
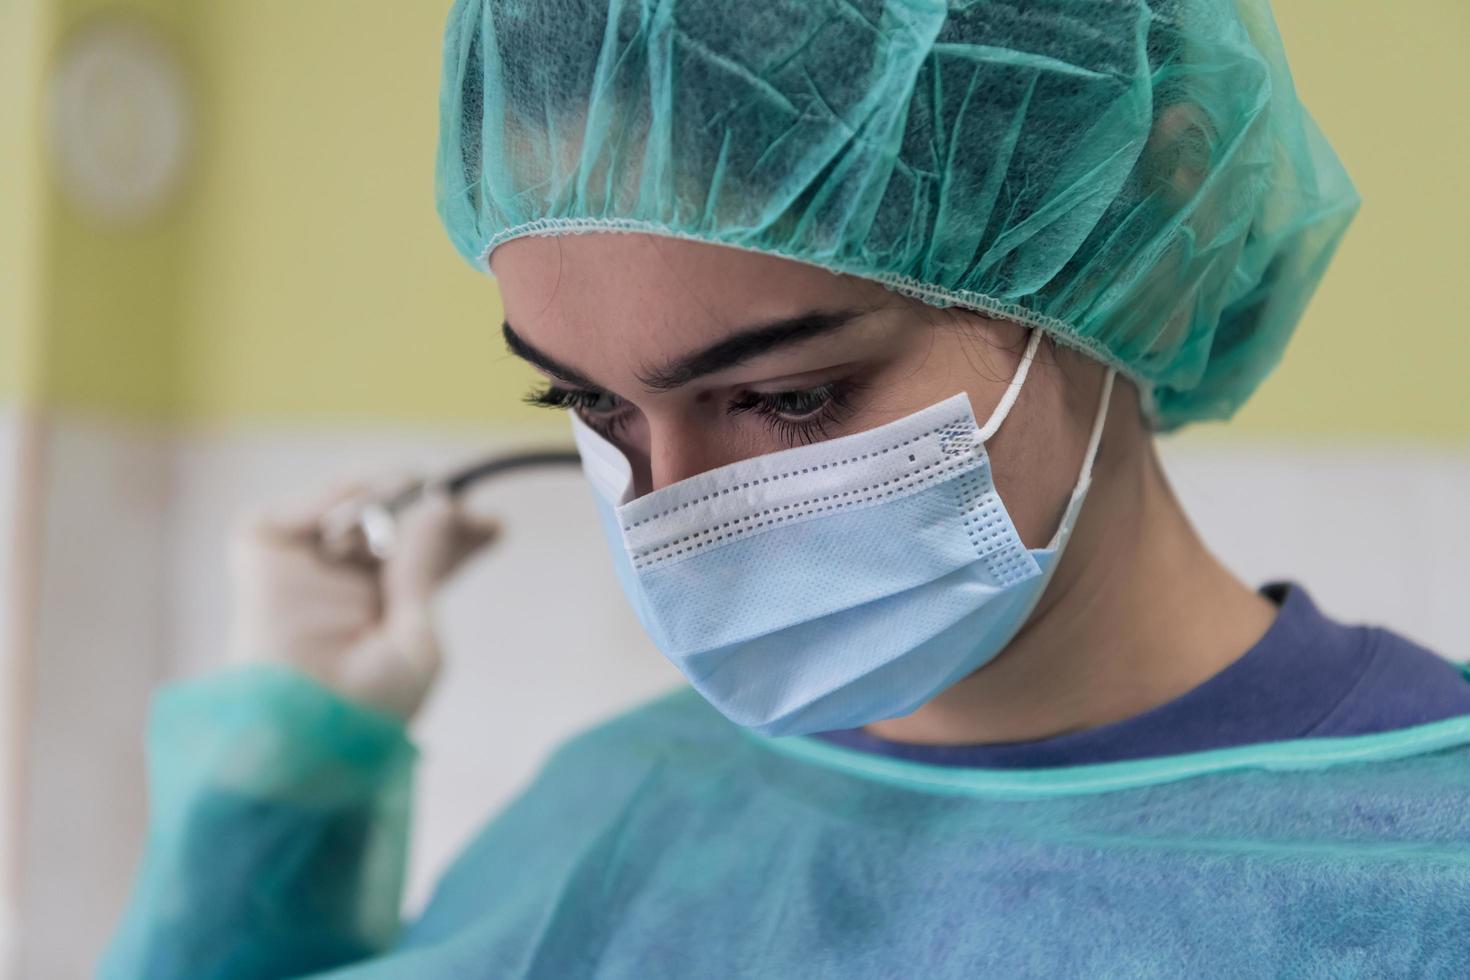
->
<box><xmin>227</xmin><ymin>478</ymin><xmax>500</xmax><ymax>723</ymax></box>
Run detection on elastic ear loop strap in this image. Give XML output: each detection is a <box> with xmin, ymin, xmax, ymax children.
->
<box><xmin>973</xmin><ymin>328</ymin><xmax>1116</xmax><ymax>550</ymax></box>
<box><xmin>1078</xmin><ymin>369</ymin><xmax>1117</xmax><ymax>485</ymax></box>
<box><xmin>976</xmin><ymin>328</ymin><xmax>1044</xmax><ymax>442</ymax></box>
<box><xmin>1041</xmin><ymin>367</ymin><xmax>1117</xmax><ymax>549</ymax></box>
<box><xmin>974</xmin><ymin>328</ymin><xmax>1115</xmax><ymax>482</ymax></box>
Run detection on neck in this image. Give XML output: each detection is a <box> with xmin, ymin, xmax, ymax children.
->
<box><xmin>863</xmin><ymin>416</ymin><xmax>1277</xmax><ymax>747</ymax></box>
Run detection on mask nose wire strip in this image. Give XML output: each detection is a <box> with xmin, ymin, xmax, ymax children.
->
<box><xmin>975</xmin><ymin>328</ymin><xmax>1045</xmax><ymax>442</ymax></box>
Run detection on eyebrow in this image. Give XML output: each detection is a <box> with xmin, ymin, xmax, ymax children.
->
<box><xmin>501</xmin><ymin>321</ymin><xmax>598</xmax><ymax>388</ymax></box>
<box><xmin>501</xmin><ymin>309</ymin><xmax>864</xmax><ymax>392</ymax></box>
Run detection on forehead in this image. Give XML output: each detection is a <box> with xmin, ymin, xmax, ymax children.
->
<box><xmin>490</xmin><ymin>233</ymin><xmax>890</xmax><ymax>342</ymax></box>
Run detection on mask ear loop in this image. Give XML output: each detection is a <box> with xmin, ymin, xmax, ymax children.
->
<box><xmin>1045</xmin><ymin>367</ymin><xmax>1117</xmax><ymax>549</ymax></box>
<box><xmin>975</xmin><ymin>327</ymin><xmax>1044</xmax><ymax>442</ymax></box>
<box><xmin>1075</xmin><ymin>369</ymin><xmax>1117</xmax><ymax>488</ymax></box>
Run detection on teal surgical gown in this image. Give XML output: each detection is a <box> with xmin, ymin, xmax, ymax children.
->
<box><xmin>100</xmin><ymin>663</ymin><xmax>1470</xmax><ymax>979</ymax></box>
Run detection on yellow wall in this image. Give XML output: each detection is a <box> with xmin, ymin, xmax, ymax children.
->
<box><xmin>0</xmin><ymin>0</ymin><xmax>49</xmax><ymax>401</ymax></box>
<box><xmin>3</xmin><ymin>0</ymin><xmax>194</xmax><ymax>418</ymax></box>
<box><xmin>1231</xmin><ymin>0</ymin><xmax>1470</xmax><ymax>439</ymax></box>
<box><xmin>12</xmin><ymin>1</ymin><xmax>1470</xmax><ymax>438</ymax></box>
<box><xmin>176</xmin><ymin>1</ymin><xmax>517</xmax><ymax>428</ymax></box>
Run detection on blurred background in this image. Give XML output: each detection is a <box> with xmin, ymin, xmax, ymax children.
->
<box><xmin>1</xmin><ymin>0</ymin><xmax>1466</xmax><ymax>976</ymax></box>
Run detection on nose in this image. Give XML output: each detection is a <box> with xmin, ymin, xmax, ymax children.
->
<box><xmin>638</xmin><ymin>425</ymin><xmax>728</xmax><ymax>495</ymax></box>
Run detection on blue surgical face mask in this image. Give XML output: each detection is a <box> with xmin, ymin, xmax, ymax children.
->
<box><xmin>571</xmin><ymin>329</ymin><xmax>1116</xmax><ymax>737</ymax></box>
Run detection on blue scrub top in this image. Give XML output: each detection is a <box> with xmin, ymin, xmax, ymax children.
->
<box><xmin>810</xmin><ymin>584</ymin><xmax>1470</xmax><ymax>767</ymax></box>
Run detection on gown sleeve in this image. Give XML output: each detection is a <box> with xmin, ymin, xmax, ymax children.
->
<box><xmin>96</xmin><ymin>662</ymin><xmax>418</xmax><ymax>980</ymax></box>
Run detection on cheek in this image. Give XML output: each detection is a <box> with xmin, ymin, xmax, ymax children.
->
<box><xmin>984</xmin><ymin>392</ymin><xmax>1082</xmax><ymax>551</ymax></box>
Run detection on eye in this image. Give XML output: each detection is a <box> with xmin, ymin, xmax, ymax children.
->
<box><xmin>524</xmin><ymin>386</ymin><xmax>630</xmax><ymax>435</ymax></box>
<box><xmin>756</xmin><ymin>387</ymin><xmax>835</xmax><ymax>420</ymax></box>
<box><xmin>729</xmin><ymin>380</ymin><xmax>865</xmax><ymax>446</ymax></box>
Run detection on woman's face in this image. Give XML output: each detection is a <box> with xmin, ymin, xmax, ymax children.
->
<box><xmin>492</xmin><ymin>233</ymin><xmax>1118</xmax><ymax>549</ymax></box>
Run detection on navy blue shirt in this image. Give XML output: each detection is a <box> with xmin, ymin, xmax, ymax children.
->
<box><xmin>812</xmin><ymin>584</ymin><xmax>1470</xmax><ymax>768</ymax></box>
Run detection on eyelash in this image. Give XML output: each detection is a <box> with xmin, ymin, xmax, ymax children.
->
<box><xmin>524</xmin><ymin>387</ymin><xmax>631</xmax><ymax>435</ymax></box>
<box><xmin>524</xmin><ymin>380</ymin><xmax>865</xmax><ymax>446</ymax></box>
<box><xmin>728</xmin><ymin>381</ymin><xmax>864</xmax><ymax>445</ymax></box>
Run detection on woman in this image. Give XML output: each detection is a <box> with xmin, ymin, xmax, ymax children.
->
<box><xmin>102</xmin><ymin>0</ymin><xmax>1470</xmax><ymax>977</ymax></box>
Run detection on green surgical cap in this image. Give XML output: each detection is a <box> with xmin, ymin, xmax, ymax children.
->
<box><xmin>435</xmin><ymin>0</ymin><xmax>1359</xmax><ymax>429</ymax></box>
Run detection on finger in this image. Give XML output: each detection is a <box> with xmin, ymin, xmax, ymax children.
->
<box><xmin>459</xmin><ymin>510</ymin><xmax>503</xmax><ymax>541</ymax></box>
<box><xmin>453</xmin><ymin>508</ymin><xmax>502</xmax><ymax>552</ymax></box>
<box><xmin>238</xmin><ymin>480</ymin><xmax>375</xmax><ymax>544</ymax></box>
<box><xmin>336</xmin><ymin>605</ymin><xmax>442</xmax><ymax>722</ymax></box>
<box><xmin>439</xmin><ymin>513</ymin><xmax>502</xmax><ymax>580</ymax></box>
<box><xmin>381</xmin><ymin>492</ymin><xmax>501</xmax><ymax>604</ymax></box>
<box><xmin>231</xmin><ymin>510</ymin><xmax>383</xmax><ymax>591</ymax></box>
<box><xmin>239</xmin><ymin>468</ymin><xmax>423</xmax><ymax>545</ymax></box>
<box><xmin>380</xmin><ymin>492</ymin><xmax>456</xmax><ymax>605</ymax></box>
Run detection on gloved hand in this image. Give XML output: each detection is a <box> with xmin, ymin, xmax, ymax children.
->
<box><xmin>226</xmin><ymin>477</ymin><xmax>500</xmax><ymax>723</ymax></box>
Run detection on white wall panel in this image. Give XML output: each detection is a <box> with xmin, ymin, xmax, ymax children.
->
<box><xmin>16</xmin><ymin>416</ymin><xmax>173</xmax><ymax>980</ymax></box>
<box><xmin>1161</xmin><ymin>442</ymin><xmax>1469</xmax><ymax>658</ymax></box>
<box><xmin>0</xmin><ymin>404</ymin><xmax>24</xmax><ymax>980</ymax></box>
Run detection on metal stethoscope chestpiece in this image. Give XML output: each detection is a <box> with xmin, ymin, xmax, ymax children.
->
<box><xmin>317</xmin><ymin>448</ymin><xmax>581</xmax><ymax>563</ymax></box>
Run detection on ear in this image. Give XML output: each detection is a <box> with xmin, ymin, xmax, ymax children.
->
<box><xmin>1145</xmin><ymin>101</ymin><xmax>1215</xmax><ymax>206</ymax></box>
